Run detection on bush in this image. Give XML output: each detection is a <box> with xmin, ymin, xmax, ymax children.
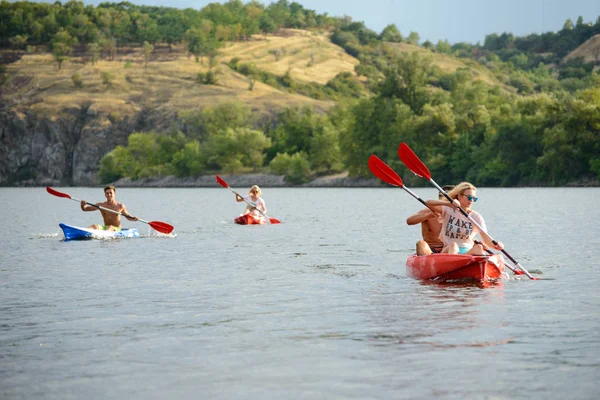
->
<box><xmin>101</xmin><ymin>71</ymin><xmax>113</xmax><ymax>86</ymax></box>
<box><xmin>197</xmin><ymin>71</ymin><xmax>218</xmax><ymax>85</ymax></box>
<box><xmin>590</xmin><ymin>159</ymin><xmax>600</xmax><ymax>179</ymax></box>
<box><xmin>228</xmin><ymin>57</ymin><xmax>241</xmax><ymax>70</ymax></box>
<box><xmin>269</xmin><ymin>152</ymin><xmax>312</xmax><ymax>183</ymax></box>
<box><xmin>71</xmin><ymin>73</ymin><xmax>83</xmax><ymax>88</ymax></box>
<box><xmin>204</xmin><ymin>70</ymin><xmax>218</xmax><ymax>84</ymax></box>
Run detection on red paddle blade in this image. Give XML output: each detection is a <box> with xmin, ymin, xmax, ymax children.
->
<box><xmin>398</xmin><ymin>142</ymin><xmax>431</xmax><ymax>180</ymax></box>
<box><xmin>46</xmin><ymin>186</ymin><xmax>72</xmax><ymax>199</ymax></box>
<box><xmin>269</xmin><ymin>218</ymin><xmax>281</xmax><ymax>224</ymax></box>
<box><xmin>149</xmin><ymin>221</ymin><xmax>174</xmax><ymax>234</ymax></box>
<box><xmin>368</xmin><ymin>155</ymin><xmax>404</xmax><ymax>187</ymax></box>
<box><xmin>215</xmin><ymin>174</ymin><xmax>229</xmax><ymax>189</ymax></box>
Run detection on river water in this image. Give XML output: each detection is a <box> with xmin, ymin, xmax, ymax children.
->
<box><xmin>1</xmin><ymin>187</ymin><xmax>599</xmax><ymax>399</ymax></box>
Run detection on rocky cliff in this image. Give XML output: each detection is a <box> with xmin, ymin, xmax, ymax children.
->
<box><xmin>0</xmin><ymin>106</ymin><xmax>382</xmax><ymax>188</ymax></box>
<box><xmin>0</xmin><ymin>104</ymin><xmax>176</xmax><ymax>186</ymax></box>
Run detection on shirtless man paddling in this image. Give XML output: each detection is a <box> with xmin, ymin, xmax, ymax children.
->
<box><xmin>406</xmin><ymin>185</ymin><xmax>454</xmax><ymax>255</ymax></box>
<box><xmin>80</xmin><ymin>186</ymin><xmax>138</xmax><ymax>231</ymax></box>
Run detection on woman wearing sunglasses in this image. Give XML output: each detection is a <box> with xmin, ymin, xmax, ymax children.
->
<box><xmin>236</xmin><ymin>185</ymin><xmax>267</xmax><ymax>222</ymax></box>
<box><xmin>425</xmin><ymin>182</ymin><xmax>503</xmax><ymax>255</ymax></box>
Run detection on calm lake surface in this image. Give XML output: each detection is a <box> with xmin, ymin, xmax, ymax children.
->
<box><xmin>1</xmin><ymin>187</ymin><xmax>599</xmax><ymax>399</ymax></box>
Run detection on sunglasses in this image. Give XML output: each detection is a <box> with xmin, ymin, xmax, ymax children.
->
<box><xmin>462</xmin><ymin>194</ymin><xmax>478</xmax><ymax>202</ymax></box>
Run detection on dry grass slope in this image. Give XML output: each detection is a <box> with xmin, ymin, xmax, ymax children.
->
<box><xmin>563</xmin><ymin>34</ymin><xmax>600</xmax><ymax>64</ymax></box>
<box><xmin>2</xmin><ymin>29</ymin><xmax>357</xmax><ymax>117</ymax></box>
<box><xmin>221</xmin><ymin>29</ymin><xmax>359</xmax><ymax>85</ymax></box>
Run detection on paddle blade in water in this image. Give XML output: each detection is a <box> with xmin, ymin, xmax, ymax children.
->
<box><xmin>215</xmin><ymin>174</ymin><xmax>229</xmax><ymax>189</ymax></box>
<box><xmin>398</xmin><ymin>142</ymin><xmax>431</xmax><ymax>180</ymax></box>
<box><xmin>269</xmin><ymin>218</ymin><xmax>281</xmax><ymax>224</ymax></box>
<box><xmin>46</xmin><ymin>187</ymin><xmax>72</xmax><ymax>199</ymax></box>
<box><xmin>149</xmin><ymin>221</ymin><xmax>174</xmax><ymax>234</ymax></box>
<box><xmin>368</xmin><ymin>155</ymin><xmax>404</xmax><ymax>187</ymax></box>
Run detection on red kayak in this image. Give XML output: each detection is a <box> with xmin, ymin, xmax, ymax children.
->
<box><xmin>406</xmin><ymin>253</ymin><xmax>505</xmax><ymax>283</ymax></box>
<box><xmin>234</xmin><ymin>214</ymin><xmax>267</xmax><ymax>225</ymax></box>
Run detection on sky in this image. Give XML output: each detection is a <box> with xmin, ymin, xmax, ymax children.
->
<box><xmin>24</xmin><ymin>0</ymin><xmax>600</xmax><ymax>44</ymax></box>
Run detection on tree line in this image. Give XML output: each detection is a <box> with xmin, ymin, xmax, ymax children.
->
<box><xmin>2</xmin><ymin>1</ymin><xmax>599</xmax><ymax>186</ymax></box>
<box><xmin>98</xmin><ymin>51</ymin><xmax>600</xmax><ymax>186</ymax></box>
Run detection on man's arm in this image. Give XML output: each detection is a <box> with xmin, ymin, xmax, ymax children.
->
<box><xmin>122</xmin><ymin>205</ymin><xmax>138</xmax><ymax>222</ymax></box>
<box><xmin>406</xmin><ymin>209</ymin><xmax>435</xmax><ymax>225</ymax></box>
<box><xmin>80</xmin><ymin>200</ymin><xmax>97</xmax><ymax>212</ymax></box>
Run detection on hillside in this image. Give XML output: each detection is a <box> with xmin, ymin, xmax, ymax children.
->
<box><xmin>563</xmin><ymin>33</ymin><xmax>600</xmax><ymax>64</ymax></box>
<box><xmin>0</xmin><ymin>28</ymin><xmax>526</xmax><ymax>187</ymax></box>
<box><xmin>221</xmin><ymin>29</ymin><xmax>359</xmax><ymax>85</ymax></box>
<box><xmin>0</xmin><ymin>29</ymin><xmax>363</xmax><ymax>186</ymax></box>
<box><xmin>1</xmin><ymin>29</ymin><xmax>357</xmax><ymax>118</ymax></box>
<box><xmin>386</xmin><ymin>42</ymin><xmax>513</xmax><ymax>90</ymax></box>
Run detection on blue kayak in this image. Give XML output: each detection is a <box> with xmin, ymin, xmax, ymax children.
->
<box><xmin>59</xmin><ymin>223</ymin><xmax>140</xmax><ymax>240</ymax></box>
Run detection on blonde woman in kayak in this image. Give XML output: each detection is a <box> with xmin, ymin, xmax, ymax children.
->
<box><xmin>425</xmin><ymin>182</ymin><xmax>503</xmax><ymax>255</ymax></box>
<box><xmin>235</xmin><ymin>185</ymin><xmax>267</xmax><ymax>220</ymax></box>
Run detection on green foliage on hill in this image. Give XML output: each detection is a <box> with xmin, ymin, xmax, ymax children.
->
<box><xmin>3</xmin><ymin>1</ymin><xmax>600</xmax><ymax>185</ymax></box>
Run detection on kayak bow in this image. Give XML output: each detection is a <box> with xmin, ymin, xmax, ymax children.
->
<box><xmin>59</xmin><ymin>223</ymin><xmax>140</xmax><ymax>240</ymax></box>
<box><xmin>234</xmin><ymin>214</ymin><xmax>267</xmax><ymax>225</ymax></box>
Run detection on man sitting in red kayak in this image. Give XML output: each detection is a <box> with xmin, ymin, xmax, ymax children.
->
<box><xmin>80</xmin><ymin>186</ymin><xmax>138</xmax><ymax>231</ymax></box>
<box><xmin>235</xmin><ymin>184</ymin><xmax>267</xmax><ymax>221</ymax></box>
<box><xmin>406</xmin><ymin>185</ymin><xmax>454</xmax><ymax>255</ymax></box>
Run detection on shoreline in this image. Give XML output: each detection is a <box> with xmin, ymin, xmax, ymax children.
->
<box><xmin>6</xmin><ymin>173</ymin><xmax>599</xmax><ymax>188</ymax></box>
<box><xmin>110</xmin><ymin>172</ymin><xmax>600</xmax><ymax>188</ymax></box>
<box><xmin>112</xmin><ymin>172</ymin><xmax>383</xmax><ymax>188</ymax></box>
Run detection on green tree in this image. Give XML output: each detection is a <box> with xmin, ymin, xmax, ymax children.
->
<box><xmin>435</xmin><ymin>39</ymin><xmax>451</xmax><ymax>54</ymax></box>
<box><xmin>379</xmin><ymin>24</ymin><xmax>403</xmax><ymax>42</ymax></box>
<box><xmin>9</xmin><ymin>35</ymin><xmax>28</xmax><ymax>50</ymax></box>
<box><xmin>181</xmin><ymin>101</ymin><xmax>253</xmax><ymax>140</ymax></box>
<box><xmin>378</xmin><ymin>52</ymin><xmax>431</xmax><ymax>114</ymax></box>
<box><xmin>52</xmin><ymin>29</ymin><xmax>77</xmax><ymax>69</ymax></box>
<box><xmin>269</xmin><ymin>152</ymin><xmax>311</xmax><ymax>183</ymax></box>
<box><xmin>87</xmin><ymin>42</ymin><xmax>100</xmax><ymax>65</ymax></box>
<box><xmin>143</xmin><ymin>41</ymin><xmax>153</xmax><ymax>69</ymax></box>
<box><xmin>172</xmin><ymin>141</ymin><xmax>205</xmax><ymax>177</ymax></box>
<box><xmin>158</xmin><ymin>11</ymin><xmax>188</xmax><ymax>52</ymax></box>
<box><xmin>259</xmin><ymin>16</ymin><xmax>277</xmax><ymax>37</ymax></box>
<box><xmin>135</xmin><ymin>13</ymin><xmax>160</xmax><ymax>44</ymax></box>
<box><xmin>232</xmin><ymin>127</ymin><xmax>272</xmax><ymax>170</ymax></box>
<box><xmin>309</xmin><ymin>124</ymin><xmax>343</xmax><ymax>173</ymax></box>
<box><xmin>407</xmin><ymin>31</ymin><xmax>420</xmax><ymax>45</ymax></box>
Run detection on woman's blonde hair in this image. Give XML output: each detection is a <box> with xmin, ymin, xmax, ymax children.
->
<box><xmin>447</xmin><ymin>182</ymin><xmax>476</xmax><ymax>200</ymax></box>
<box><xmin>249</xmin><ymin>185</ymin><xmax>262</xmax><ymax>197</ymax></box>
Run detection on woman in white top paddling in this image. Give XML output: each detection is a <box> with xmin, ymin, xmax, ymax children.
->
<box><xmin>425</xmin><ymin>182</ymin><xmax>504</xmax><ymax>255</ymax></box>
<box><xmin>236</xmin><ymin>184</ymin><xmax>267</xmax><ymax>220</ymax></box>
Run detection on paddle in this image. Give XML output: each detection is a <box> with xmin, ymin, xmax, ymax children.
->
<box><xmin>368</xmin><ymin>155</ymin><xmax>523</xmax><ymax>276</ymax></box>
<box><xmin>397</xmin><ymin>142</ymin><xmax>538</xmax><ymax>280</ymax></box>
<box><xmin>215</xmin><ymin>175</ymin><xmax>281</xmax><ymax>224</ymax></box>
<box><xmin>46</xmin><ymin>187</ymin><xmax>174</xmax><ymax>234</ymax></box>
<box><xmin>368</xmin><ymin>154</ymin><xmax>431</xmax><ymax>208</ymax></box>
